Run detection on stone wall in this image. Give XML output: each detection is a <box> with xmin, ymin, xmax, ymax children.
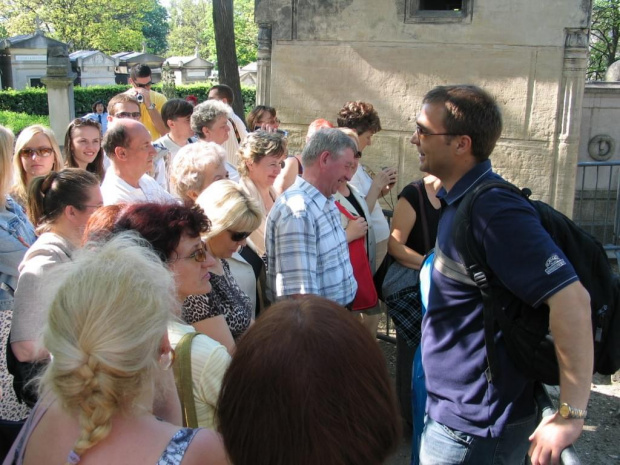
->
<box><xmin>255</xmin><ymin>0</ymin><xmax>592</xmax><ymax>215</ymax></box>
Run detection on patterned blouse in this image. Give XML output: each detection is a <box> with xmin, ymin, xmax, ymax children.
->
<box><xmin>182</xmin><ymin>259</ymin><xmax>252</xmax><ymax>339</ymax></box>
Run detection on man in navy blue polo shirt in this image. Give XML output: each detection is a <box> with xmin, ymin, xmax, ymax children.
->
<box><xmin>414</xmin><ymin>85</ymin><xmax>593</xmax><ymax>465</ymax></box>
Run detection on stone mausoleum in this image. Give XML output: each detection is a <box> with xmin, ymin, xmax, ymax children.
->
<box><xmin>255</xmin><ymin>0</ymin><xmax>591</xmax><ymax>215</ymax></box>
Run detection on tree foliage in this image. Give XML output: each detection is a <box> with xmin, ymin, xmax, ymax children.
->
<box><xmin>588</xmin><ymin>0</ymin><xmax>620</xmax><ymax>81</ymax></box>
<box><xmin>167</xmin><ymin>0</ymin><xmax>214</xmax><ymax>60</ymax></box>
<box><xmin>0</xmin><ymin>0</ymin><xmax>163</xmax><ymax>54</ymax></box>
<box><xmin>167</xmin><ymin>0</ymin><xmax>257</xmax><ymax>66</ymax></box>
<box><xmin>142</xmin><ymin>3</ymin><xmax>170</xmax><ymax>55</ymax></box>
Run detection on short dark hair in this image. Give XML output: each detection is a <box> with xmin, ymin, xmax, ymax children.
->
<box><xmin>91</xmin><ymin>100</ymin><xmax>104</xmax><ymax>112</ymax></box>
<box><xmin>217</xmin><ymin>296</ymin><xmax>401</xmax><ymax>465</ymax></box>
<box><xmin>337</xmin><ymin>101</ymin><xmax>382</xmax><ymax>135</ymax></box>
<box><xmin>113</xmin><ymin>203</ymin><xmax>211</xmax><ymax>262</ymax></box>
<box><xmin>161</xmin><ymin>99</ymin><xmax>194</xmax><ymax>129</ymax></box>
<box><xmin>423</xmin><ymin>85</ymin><xmax>503</xmax><ymax>162</ymax></box>
<box><xmin>130</xmin><ymin>63</ymin><xmax>152</xmax><ymax>82</ymax></box>
<box><xmin>208</xmin><ymin>84</ymin><xmax>234</xmax><ymax>104</ymax></box>
<box><xmin>102</xmin><ymin>122</ymin><xmax>130</xmax><ymax>156</ymax></box>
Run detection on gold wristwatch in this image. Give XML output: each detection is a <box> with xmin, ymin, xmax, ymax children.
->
<box><xmin>558</xmin><ymin>402</ymin><xmax>587</xmax><ymax>419</ymax></box>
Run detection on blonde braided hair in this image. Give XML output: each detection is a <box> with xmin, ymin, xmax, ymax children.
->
<box><xmin>40</xmin><ymin>233</ymin><xmax>177</xmax><ymax>463</ymax></box>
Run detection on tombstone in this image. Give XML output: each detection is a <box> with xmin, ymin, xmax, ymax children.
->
<box><xmin>606</xmin><ymin>60</ymin><xmax>620</xmax><ymax>82</ymax></box>
<box><xmin>41</xmin><ymin>43</ymin><xmax>76</xmax><ymax>146</ymax></box>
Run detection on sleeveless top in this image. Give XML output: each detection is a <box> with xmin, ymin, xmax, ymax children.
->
<box><xmin>3</xmin><ymin>396</ymin><xmax>202</xmax><ymax>465</ymax></box>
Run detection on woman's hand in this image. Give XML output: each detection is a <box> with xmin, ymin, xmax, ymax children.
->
<box><xmin>346</xmin><ymin>217</ymin><xmax>368</xmax><ymax>242</ymax></box>
<box><xmin>375</xmin><ymin>167</ymin><xmax>397</xmax><ymax>196</ymax></box>
<box><xmin>366</xmin><ymin>167</ymin><xmax>397</xmax><ymax>208</ymax></box>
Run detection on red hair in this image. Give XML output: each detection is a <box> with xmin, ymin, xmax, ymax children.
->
<box><xmin>306</xmin><ymin>118</ymin><xmax>334</xmax><ymax>141</ymax></box>
<box><xmin>112</xmin><ymin>203</ymin><xmax>210</xmax><ymax>262</ymax></box>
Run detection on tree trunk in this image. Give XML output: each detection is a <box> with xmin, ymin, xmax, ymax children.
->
<box><xmin>213</xmin><ymin>0</ymin><xmax>245</xmax><ymax>121</ymax></box>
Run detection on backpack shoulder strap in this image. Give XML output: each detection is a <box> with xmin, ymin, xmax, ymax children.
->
<box><xmin>452</xmin><ymin>178</ymin><xmax>530</xmax><ymax>383</ymax></box>
<box><xmin>172</xmin><ymin>331</ymin><xmax>202</xmax><ymax>428</ymax></box>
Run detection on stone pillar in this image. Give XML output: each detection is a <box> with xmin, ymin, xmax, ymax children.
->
<box><xmin>41</xmin><ymin>44</ymin><xmax>76</xmax><ymax>147</ymax></box>
<box><xmin>256</xmin><ymin>23</ymin><xmax>272</xmax><ymax>106</ymax></box>
<box><xmin>552</xmin><ymin>28</ymin><xmax>589</xmax><ymax>216</ymax></box>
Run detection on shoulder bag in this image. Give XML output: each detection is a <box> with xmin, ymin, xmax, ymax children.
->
<box><xmin>335</xmin><ymin>201</ymin><xmax>378</xmax><ymax>311</ymax></box>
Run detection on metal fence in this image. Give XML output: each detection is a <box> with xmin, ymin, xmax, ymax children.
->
<box><xmin>574</xmin><ymin>160</ymin><xmax>620</xmax><ymax>262</ymax></box>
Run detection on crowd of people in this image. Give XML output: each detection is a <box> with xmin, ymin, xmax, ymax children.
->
<box><xmin>0</xmin><ymin>64</ymin><xmax>593</xmax><ymax>465</ymax></box>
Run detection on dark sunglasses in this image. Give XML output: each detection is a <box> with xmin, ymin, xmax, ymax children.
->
<box><xmin>135</xmin><ymin>81</ymin><xmax>153</xmax><ymax>88</ymax></box>
<box><xmin>228</xmin><ymin>230</ymin><xmax>251</xmax><ymax>242</ymax></box>
<box><xmin>354</xmin><ymin>151</ymin><xmax>362</xmax><ymax>159</ymax></box>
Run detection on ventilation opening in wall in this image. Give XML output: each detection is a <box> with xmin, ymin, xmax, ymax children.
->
<box><xmin>406</xmin><ymin>0</ymin><xmax>471</xmax><ymax>23</ymax></box>
<box><xmin>420</xmin><ymin>0</ymin><xmax>462</xmax><ymax>11</ymax></box>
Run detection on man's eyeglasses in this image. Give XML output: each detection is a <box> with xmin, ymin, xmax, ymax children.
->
<box><xmin>228</xmin><ymin>230</ymin><xmax>251</xmax><ymax>242</ymax></box>
<box><xmin>19</xmin><ymin>147</ymin><xmax>54</xmax><ymax>158</ymax></box>
<box><xmin>414</xmin><ymin>125</ymin><xmax>460</xmax><ymax>138</ymax></box>
<box><xmin>135</xmin><ymin>81</ymin><xmax>153</xmax><ymax>88</ymax></box>
<box><xmin>172</xmin><ymin>242</ymin><xmax>209</xmax><ymax>263</ymax></box>
<box><xmin>354</xmin><ymin>151</ymin><xmax>362</xmax><ymax>159</ymax></box>
<box><xmin>115</xmin><ymin>112</ymin><xmax>142</xmax><ymax>119</ymax></box>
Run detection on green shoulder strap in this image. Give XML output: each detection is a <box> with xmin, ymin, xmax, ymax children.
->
<box><xmin>173</xmin><ymin>331</ymin><xmax>202</xmax><ymax>428</ymax></box>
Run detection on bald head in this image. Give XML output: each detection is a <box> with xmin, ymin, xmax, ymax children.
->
<box><xmin>103</xmin><ymin>119</ymin><xmax>156</xmax><ymax>181</ymax></box>
<box><xmin>103</xmin><ymin>119</ymin><xmax>146</xmax><ymax>156</ymax></box>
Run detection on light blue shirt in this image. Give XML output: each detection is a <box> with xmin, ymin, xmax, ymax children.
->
<box><xmin>265</xmin><ymin>177</ymin><xmax>357</xmax><ymax>306</ymax></box>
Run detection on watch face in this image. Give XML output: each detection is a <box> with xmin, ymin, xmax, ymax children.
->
<box><xmin>559</xmin><ymin>404</ymin><xmax>570</xmax><ymax>418</ymax></box>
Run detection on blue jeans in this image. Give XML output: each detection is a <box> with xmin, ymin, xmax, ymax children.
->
<box><xmin>418</xmin><ymin>414</ymin><xmax>537</xmax><ymax>465</ymax></box>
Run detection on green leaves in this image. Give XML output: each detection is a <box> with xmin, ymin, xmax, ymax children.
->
<box><xmin>588</xmin><ymin>0</ymin><xmax>620</xmax><ymax>81</ymax></box>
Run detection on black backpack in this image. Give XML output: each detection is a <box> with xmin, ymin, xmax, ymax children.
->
<box><xmin>452</xmin><ymin>179</ymin><xmax>620</xmax><ymax>385</ymax></box>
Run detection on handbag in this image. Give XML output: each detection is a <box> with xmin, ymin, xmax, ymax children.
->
<box><xmin>6</xmin><ymin>334</ymin><xmax>47</xmax><ymax>408</ymax></box>
<box><xmin>172</xmin><ymin>331</ymin><xmax>201</xmax><ymax>428</ymax></box>
<box><xmin>335</xmin><ymin>201</ymin><xmax>378</xmax><ymax>311</ymax></box>
<box><xmin>382</xmin><ymin>182</ymin><xmax>431</xmax><ymax>347</ymax></box>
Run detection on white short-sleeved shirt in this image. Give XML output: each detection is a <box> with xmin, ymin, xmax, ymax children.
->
<box><xmin>101</xmin><ymin>170</ymin><xmax>177</xmax><ymax>206</ymax></box>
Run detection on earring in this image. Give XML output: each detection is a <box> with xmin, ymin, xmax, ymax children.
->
<box><xmin>159</xmin><ymin>348</ymin><xmax>176</xmax><ymax>371</ymax></box>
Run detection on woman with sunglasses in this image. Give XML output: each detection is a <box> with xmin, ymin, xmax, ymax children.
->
<box><xmin>9</xmin><ymin>169</ymin><xmax>101</xmax><ymax>406</ymax></box>
<box><xmin>184</xmin><ymin>180</ymin><xmax>262</xmax><ymax>354</ymax></box>
<box><xmin>64</xmin><ymin>117</ymin><xmax>105</xmax><ymax>180</ymax></box>
<box><xmin>10</xmin><ymin>125</ymin><xmax>64</xmax><ymax>209</ymax></box>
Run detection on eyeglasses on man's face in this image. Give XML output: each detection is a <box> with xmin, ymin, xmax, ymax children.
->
<box><xmin>115</xmin><ymin>112</ymin><xmax>142</xmax><ymax>119</ymax></box>
<box><xmin>19</xmin><ymin>147</ymin><xmax>54</xmax><ymax>158</ymax></box>
<box><xmin>135</xmin><ymin>81</ymin><xmax>152</xmax><ymax>88</ymax></box>
<box><xmin>414</xmin><ymin>125</ymin><xmax>460</xmax><ymax>138</ymax></box>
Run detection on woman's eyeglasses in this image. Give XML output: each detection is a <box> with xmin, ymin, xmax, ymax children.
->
<box><xmin>19</xmin><ymin>148</ymin><xmax>54</xmax><ymax>158</ymax></box>
<box><xmin>228</xmin><ymin>230</ymin><xmax>251</xmax><ymax>242</ymax></box>
<box><xmin>172</xmin><ymin>242</ymin><xmax>209</xmax><ymax>263</ymax></box>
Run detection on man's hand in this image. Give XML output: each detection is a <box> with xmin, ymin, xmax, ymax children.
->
<box><xmin>133</xmin><ymin>87</ymin><xmax>152</xmax><ymax>107</ymax></box>
<box><xmin>528</xmin><ymin>413</ymin><xmax>583</xmax><ymax>465</ymax></box>
<box><xmin>346</xmin><ymin>217</ymin><xmax>368</xmax><ymax>242</ymax></box>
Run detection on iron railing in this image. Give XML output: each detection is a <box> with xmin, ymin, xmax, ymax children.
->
<box><xmin>575</xmin><ymin>160</ymin><xmax>620</xmax><ymax>262</ymax></box>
